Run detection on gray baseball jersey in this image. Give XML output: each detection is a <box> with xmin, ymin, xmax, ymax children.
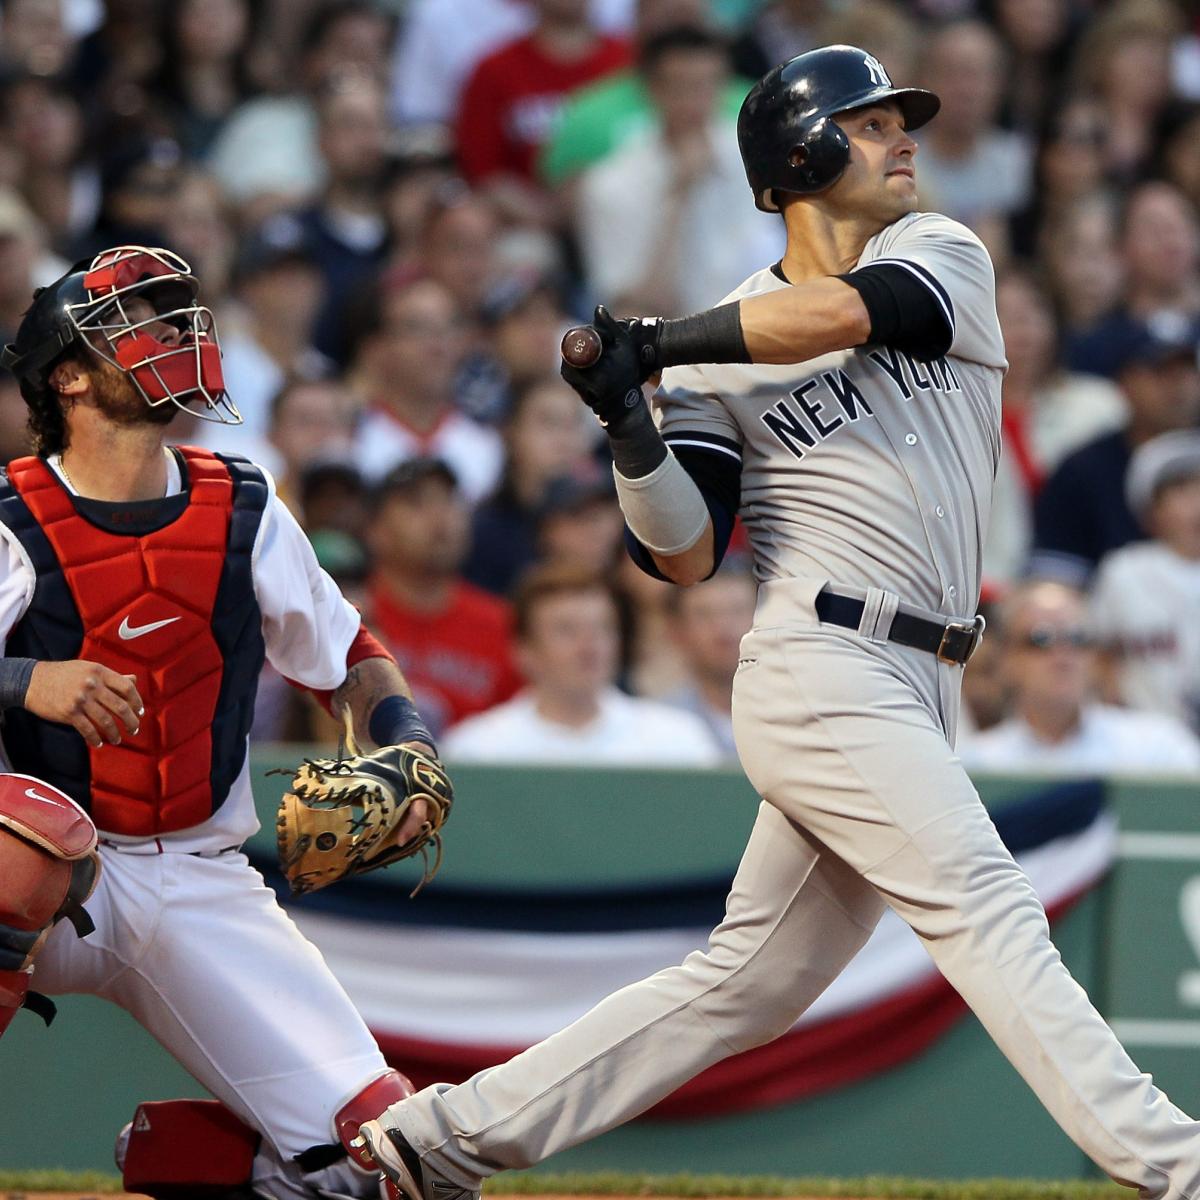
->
<box><xmin>656</xmin><ymin>211</ymin><xmax>1007</xmax><ymax>616</ymax></box>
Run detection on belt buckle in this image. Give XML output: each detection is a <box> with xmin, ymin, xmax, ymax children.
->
<box><xmin>937</xmin><ymin>614</ymin><xmax>986</xmax><ymax>666</ymax></box>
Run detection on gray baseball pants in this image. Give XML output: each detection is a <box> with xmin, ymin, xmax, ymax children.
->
<box><xmin>387</xmin><ymin>578</ymin><xmax>1200</xmax><ymax>1199</ymax></box>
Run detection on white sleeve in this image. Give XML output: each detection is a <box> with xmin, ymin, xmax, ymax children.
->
<box><xmin>868</xmin><ymin>213</ymin><xmax>1007</xmax><ymax>369</ymax></box>
<box><xmin>0</xmin><ymin>522</ymin><xmax>36</xmax><ymax>650</ymax></box>
<box><xmin>252</xmin><ymin>492</ymin><xmax>362</xmax><ymax>691</ymax></box>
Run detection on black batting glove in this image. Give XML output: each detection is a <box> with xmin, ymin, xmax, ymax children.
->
<box><xmin>620</xmin><ymin>316</ymin><xmax>665</xmax><ymax>378</ymax></box>
<box><xmin>561</xmin><ymin>306</ymin><xmax>656</xmax><ymax>431</ymax></box>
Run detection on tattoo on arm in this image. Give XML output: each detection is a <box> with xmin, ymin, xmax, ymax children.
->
<box><xmin>331</xmin><ymin>658</ymin><xmax>413</xmax><ymax>750</ymax></box>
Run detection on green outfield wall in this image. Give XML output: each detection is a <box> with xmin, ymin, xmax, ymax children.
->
<box><xmin>0</xmin><ymin>757</ymin><xmax>1196</xmax><ymax>1179</ymax></box>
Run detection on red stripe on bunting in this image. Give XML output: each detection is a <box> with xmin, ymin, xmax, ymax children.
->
<box><xmin>372</xmin><ymin>886</ymin><xmax>1091</xmax><ymax>1120</ymax></box>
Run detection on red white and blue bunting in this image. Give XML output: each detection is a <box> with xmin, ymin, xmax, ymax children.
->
<box><xmin>255</xmin><ymin>780</ymin><xmax>1112</xmax><ymax>1118</ymax></box>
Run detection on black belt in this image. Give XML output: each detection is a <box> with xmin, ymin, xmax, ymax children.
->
<box><xmin>815</xmin><ymin>589</ymin><xmax>984</xmax><ymax>666</ymax></box>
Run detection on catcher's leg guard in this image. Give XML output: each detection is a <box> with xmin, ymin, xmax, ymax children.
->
<box><xmin>0</xmin><ymin>773</ymin><xmax>99</xmax><ymax>1036</ymax></box>
<box><xmin>336</xmin><ymin>1069</ymin><xmax>414</xmax><ymax>1170</ymax></box>
<box><xmin>0</xmin><ymin>966</ymin><xmax>32</xmax><ymax>1037</ymax></box>
<box><xmin>117</xmin><ymin>1099</ymin><xmax>261</xmax><ymax>1199</ymax></box>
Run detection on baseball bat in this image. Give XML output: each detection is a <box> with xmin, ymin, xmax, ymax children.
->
<box><xmin>560</xmin><ymin>325</ymin><xmax>602</xmax><ymax>369</ymax></box>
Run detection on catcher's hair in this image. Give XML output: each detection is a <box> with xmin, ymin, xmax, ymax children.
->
<box><xmin>511</xmin><ymin>560</ymin><xmax>619</xmax><ymax>639</ymax></box>
<box><xmin>21</xmin><ymin>369</ymin><xmax>71</xmax><ymax>457</ymax></box>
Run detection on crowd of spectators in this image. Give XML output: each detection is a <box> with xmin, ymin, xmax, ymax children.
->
<box><xmin>2</xmin><ymin>0</ymin><xmax>1199</xmax><ymax>773</ymax></box>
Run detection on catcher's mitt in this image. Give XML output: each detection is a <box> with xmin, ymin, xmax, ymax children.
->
<box><xmin>275</xmin><ymin>714</ymin><xmax>453</xmax><ymax>897</ymax></box>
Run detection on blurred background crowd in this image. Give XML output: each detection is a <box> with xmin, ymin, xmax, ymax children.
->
<box><xmin>1</xmin><ymin>0</ymin><xmax>1199</xmax><ymax>774</ymax></box>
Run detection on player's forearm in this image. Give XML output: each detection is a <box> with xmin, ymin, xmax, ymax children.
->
<box><xmin>332</xmin><ymin>655</ymin><xmax>433</xmax><ymax>752</ymax></box>
<box><xmin>631</xmin><ymin>277</ymin><xmax>871</xmax><ymax>374</ymax></box>
<box><xmin>650</xmin><ymin>521</ymin><xmax>716</xmax><ymax>586</ymax></box>
<box><xmin>737</xmin><ymin>277</ymin><xmax>870</xmax><ymax>363</ymax></box>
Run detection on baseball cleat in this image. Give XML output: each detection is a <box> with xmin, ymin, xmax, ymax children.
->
<box><xmin>353</xmin><ymin>1122</ymin><xmax>478</xmax><ymax>1200</ymax></box>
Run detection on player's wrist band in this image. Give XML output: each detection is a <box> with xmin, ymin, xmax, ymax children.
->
<box><xmin>606</xmin><ymin>399</ymin><xmax>668</xmax><ymax>478</ymax></box>
<box><xmin>0</xmin><ymin>657</ymin><xmax>36</xmax><ymax>708</ymax></box>
<box><xmin>369</xmin><ymin>695</ymin><xmax>437</xmax><ymax>756</ymax></box>
<box><xmin>657</xmin><ymin>302</ymin><xmax>750</xmax><ymax>369</ymax></box>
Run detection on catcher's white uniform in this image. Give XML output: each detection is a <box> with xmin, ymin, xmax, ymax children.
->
<box><xmin>7</xmin><ymin>453</ymin><xmax>387</xmax><ymax>1200</ymax></box>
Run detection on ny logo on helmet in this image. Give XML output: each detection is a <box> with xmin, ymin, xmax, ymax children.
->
<box><xmin>862</xmin><ymin>53</ymin><xmax>891</xmax><ymax>88</ymax></box>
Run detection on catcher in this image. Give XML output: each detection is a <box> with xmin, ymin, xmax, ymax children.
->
<box><xmin>0</xmin><ymin>245</ymin><xmax>452</xmax><ymax>1200</ymax></box>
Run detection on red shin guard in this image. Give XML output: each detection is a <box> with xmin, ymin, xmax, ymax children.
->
<box><xmin>120</xmin><ymin>1099</ymin><xmax>260</xmax><ymax>1197</ymax></box>
<box><xmin>336</xmin><ymin>1068</ymin><xmax>414</xmax><ymax>1171</ymax></box>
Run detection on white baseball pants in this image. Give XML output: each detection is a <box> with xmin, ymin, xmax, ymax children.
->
<box><xmin>35</xmin><ymin>845</ymin><xmax>389</xmax><ymax>1200</ymax></box>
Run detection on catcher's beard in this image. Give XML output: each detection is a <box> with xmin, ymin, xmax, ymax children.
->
<box><xmin>77</xmin><ymin>356</ymin><xmax>181</xmax><ymax>430</ymax></box>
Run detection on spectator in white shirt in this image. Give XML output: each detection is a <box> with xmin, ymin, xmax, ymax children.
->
<box><xmin>914</xmin><ymin>19</ymin><xmax>1033</xmax><ymax>257</ymax></box>
<box><xmin>1090</xmin><ymin>430</ymin><xmax>1200</xmax><ymax>734</ymax></box>
<box><xmin>576</xmin><ymin>25</ymin><xmax>782</xmax><ymax>317</ymax></box>
<box><xmin>390</xmin><ymin>0</ymin><xmax>533</xmax><ymax>130</ymax></box>
<box><xmin>958</xmin><ymin>579</ymin><xmax>1200</xmax><ymax>775</ymax></box>
<box><xmin>443</xmin><ymin>561</ymin><xmax>722</xmax><ymax>766</ymax></box>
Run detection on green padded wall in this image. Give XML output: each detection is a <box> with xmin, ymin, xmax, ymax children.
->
<box><xmin>0</xmin><ymin>758</ymin><xmax>1191</xmax><ymax>1179</ymax></box>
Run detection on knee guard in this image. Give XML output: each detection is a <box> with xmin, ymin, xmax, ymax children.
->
<box><xmin>116</xmin><ymin>1099</ymin><xmax>261</xmax><ymax>1198</ymax></box>
<box><xmin>0</xmin><ymin>773</ymin><xmax>99</xmax><ymax>1037</ymax></box>
<box><xmin>335</xmin><ymin>1069</ymin><xmax>415</xmax><ymax>1172</ymax></box>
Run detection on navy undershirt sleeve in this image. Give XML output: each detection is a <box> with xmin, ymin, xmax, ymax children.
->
<box><xmin>837</xmin><ymin>261</ymin><xmax>954</xmax><ymax>362</ymax></box>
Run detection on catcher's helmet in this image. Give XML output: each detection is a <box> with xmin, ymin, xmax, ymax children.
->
<box><xmin>737</xmin><ymin>44</ymin><xmax>940</xmax><ymax>211</ymax></box>
<box><xmin>1</xmin><ymin>245</ymin><xmax>238</xmax><ymax>425</ymax></box>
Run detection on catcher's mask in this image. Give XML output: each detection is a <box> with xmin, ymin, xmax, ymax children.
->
<box><xmin>1</xmin><ymin>245</ymin><xmax>240</xmax><ymax>426</ymax></box>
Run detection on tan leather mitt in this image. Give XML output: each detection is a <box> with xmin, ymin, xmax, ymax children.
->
<box><xmin>275</xmin><ymin>723</ymin><xmax>453</xmax><ymax>897</ymax></box>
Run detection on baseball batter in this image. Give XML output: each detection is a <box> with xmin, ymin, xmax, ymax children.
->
<box><xmin>356</xmin><ymin>47</ymin><xmax>1200</xmax><ymax>1200</ymax></box>
<box><xmin>0</xmin><ymin>246</ymin><xmax>446</xmax><ymax>1200</ymax></box>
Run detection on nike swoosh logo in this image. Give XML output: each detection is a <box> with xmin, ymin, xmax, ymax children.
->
<box><xmin>24</xmin><ymin>787</ymin><xmax>59</xmax><ymax>805</ymax></box>
<box><xmin>118</xmin><ymin>615</ymin><xmax>181</xmax><ymax>641</ymax></box>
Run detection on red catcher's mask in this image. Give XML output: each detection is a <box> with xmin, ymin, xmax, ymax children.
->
<box><xmin>66</xmin><ymin>246</ymin><xmax>240</xmax><ymax>426</ymax></box>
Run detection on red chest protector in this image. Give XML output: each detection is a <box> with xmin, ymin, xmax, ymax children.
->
<box><xmin>0</xmin><ymin>448</ymin><xmax>267</xmax><ymax>836</ymax></box>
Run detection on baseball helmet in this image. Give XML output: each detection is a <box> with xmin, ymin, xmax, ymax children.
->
<box><xmin>1</xmin><ymin>245</ymin><xmax>239</xmax><ymax>425</ymax></box>
<box><xmin>737</xmin><ymin>44</ymin><xmax>941</xmax><ymax>211</ymax></box>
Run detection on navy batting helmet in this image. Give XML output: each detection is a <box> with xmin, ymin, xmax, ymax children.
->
<box><xmin>737</xmin><ymin>45</ymin><xmax>940</xmax><ymax>211</ymax></box>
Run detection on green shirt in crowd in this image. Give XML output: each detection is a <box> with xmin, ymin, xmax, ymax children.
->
<box><xmin>539</xmin><ymin>72</ymin><xmax>754</xmax><ymax>187</ymax></box>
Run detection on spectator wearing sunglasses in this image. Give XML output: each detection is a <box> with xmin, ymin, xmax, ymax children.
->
<box><xmin>957</xmin><ymin>579</ymin><xmax>1200</xmax><ymax>774</ymax></box>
